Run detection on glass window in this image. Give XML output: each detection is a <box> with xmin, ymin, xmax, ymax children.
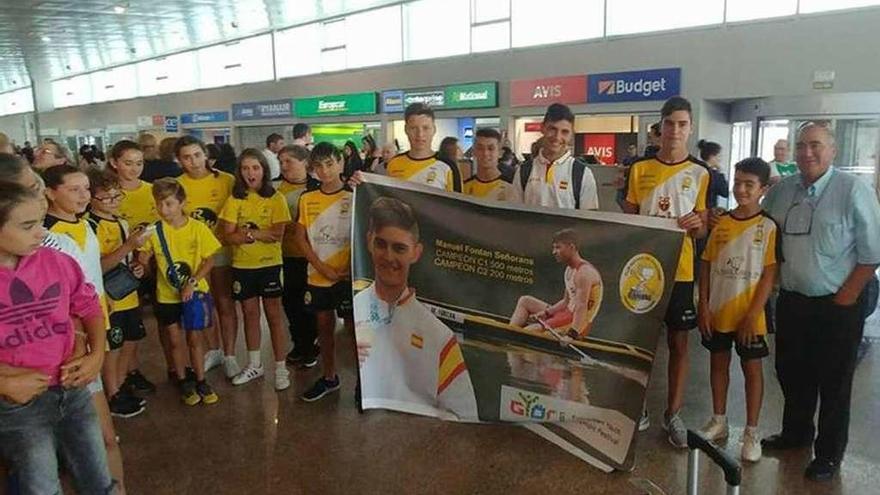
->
<box><xmin>197</xmin><ymin>34</ymin><xmax>273</xmax><ymax>89</ymax></box>
<box><xmin>404</xmin><ymin>0</ymin><xmax>470</xmax><ymax>61</ymax></box>
<box><xmin>90</xmin><ymin>65</ymin><xmax>137</xmax><ymax>103</ymax></box>
<box><xmin>607</xmin><ymin>0</ymin><xmax>724</xmax><ymax>36</ymax></box>
<box><xmin>346</xmin><ymin>6</ymin><xmax>403</xmax><ymax>68</ymax></box>
<box><xmin>472</xmin><ymin>21</ymin><xmax>510</xmax><ymax>52</ymax></box>
<box><xmin>136</xmin><ymin>51</ymin><xmax>197</xmax><ymax>97</ymax></box>
<box><xmin>799</xmin><ymin>0</ymin><xmax>880</xmax><ymax>13</ymax></box>
<box><xmin>511</xmin><ymin>0</ymin><xmax>604</xmax><ymax>47</ymax></box>
<box><xmin>473</xmin><ymin>0</ymin><xmax>510</xmax><ymax>23</ymax></box>
<box><xmin>274</xmin><ymin>23</ymin><xmax>322</xmax><ymax>79</ymax></box>
<box><xmin>52</xmin><ymin>75</ymin><xmax>93</xmax><ymax>108</ymax></box>
<box><xmin>726</xmin><ymin>0</ymin><xmax>797</xmax><ymax>21</ymax></box>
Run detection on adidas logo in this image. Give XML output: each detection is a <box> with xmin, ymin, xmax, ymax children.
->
<box><xmin>0</xmin><ymin>278</ymin><xmax>67</xmax><ymax>350</ymax></box>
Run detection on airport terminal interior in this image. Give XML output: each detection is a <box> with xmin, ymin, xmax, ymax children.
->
<box><xmin>1</xmin><ymin>1</ymin><xmax>880</xmax><ymax>494</ymax></box>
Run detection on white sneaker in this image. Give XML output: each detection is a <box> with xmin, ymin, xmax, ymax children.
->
<box><xmin>638</xmin><ymin>408</ymin><xmax>650</xmax><ymax>432</ymax></box>
<box><xmin>699</xmin><ymin>416</ymin><xmax>729</xmax><ymax>442</ymax></box>
<box><xmin>741</xmin><ymin>429</ymin><xmax>762</xmax><ymax>462</ymax></box>
<box><xmin>223</xmin><ymin>357</ymin><xmax>241</xmax><ymax>379</ymax></box>
<box><xmin>275</xmin><ymin>367</ymin><xmax>291</xmax><ymax>391</ymax></box>
<box><xmin>232</xmin><ymin>364</ymin><xmax>264</xmax><ymax>386</ymax></box>
<box><xmin>663</xmin><ymin>412</ymin><xmax>688</xmax><ymax>449</ymax></box>
<box><xmin>204</xmin><ymin>349</ymin><xmax>223</xmax><ymax>372</ymax></box>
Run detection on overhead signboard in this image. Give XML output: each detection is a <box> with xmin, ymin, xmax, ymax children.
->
<box><xmin>294</xmin><ymin>92</ymin><xmax>377</xmax><ymax>118</ymax></box>
<box><xmin>164</xmin><ymin>116</ymin><xmax>179</xmax><ymax>133</ymax></box>
<box><xmin>180</xmin><ymin>111</ymin><xmax>230</xmax><ymax>125</ymax></box>
<box><xmin>232</xmin><ymin>99</ymin><xmax>294</xmax><ymax>121</ymax></box>
<box><xmin>381</xmin><ymin>82</ymin><xmax>497</xmax><ymax>113</ymax></box>
<box><xmin>510</xmin><ymin>75</ymin><xmax>588</xmax><ymax>107</ymax></box>
<box><xmin>587</xmin><ymin>68</ymin><xmax>681</xmax><ymax>103</ymax></box>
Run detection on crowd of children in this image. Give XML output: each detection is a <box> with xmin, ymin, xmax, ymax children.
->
<box><xmin>0</xmin><ymin>97</ymin><xmax>791</xmax><ymax>492</ymax></box>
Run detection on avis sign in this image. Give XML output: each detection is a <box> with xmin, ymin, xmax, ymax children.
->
<box><xmin>588</xmin><ymin>68</ymin><xmax>681</xmax><ymax>103</ymax></box>
<box><xmin>510</xmin><ymin>75</ymin><xmax>587</xmax><ymax>107</ymax></box>
<box><xmin>583</xmin><ymin>134</ymin><xmax>616</xmax><ymax>165</ymax></box>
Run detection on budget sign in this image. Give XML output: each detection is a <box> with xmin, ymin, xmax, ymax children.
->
<box><xmin>588</xmin><ymin>68</ymin><xmax>681</xmax><ymax>103</ymax></box>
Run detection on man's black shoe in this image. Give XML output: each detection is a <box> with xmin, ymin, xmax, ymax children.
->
<box><xmin>761</xmin><ymin>432</ymin><xmax>812</xmax><ymax>450</ymax></box>
<box><xmin>805</xmin><ymin>458</ymin><xmax>839</xmax><ymax>481</ymax></box>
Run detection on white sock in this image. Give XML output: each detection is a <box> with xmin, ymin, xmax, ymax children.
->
<box><xmin>714</xmin><ymin>414</ymin><xmax>726</xmax><ymax>423</ymax></box>
<box><xmin>248</xmin><ymin>351</ymin><xmax>261</xmax><ymax>368</ymax></box>
<box><xmin>275</xmin><ymin>361</ymin><xmax>286</xmax><ymax>371</ymax></box>
<box><xmin>745</xmin><ymin>425</ymin><xmax>758</xmax><ymax>436</ymax></box>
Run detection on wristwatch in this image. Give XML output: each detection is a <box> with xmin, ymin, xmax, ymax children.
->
<box><xmin>187</xmin><ymin>277</ymin><xmax>198</xmax><ymax>287</ymax></box>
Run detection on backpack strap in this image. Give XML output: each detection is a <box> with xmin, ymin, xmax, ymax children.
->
<box><xmin>155</xmin><ymin>221</ymin><xmax>180</xmax><ymax>288</ymax></box>
<box><xmin>572</xmin><ymin>158</ymin><xmax>587</xmax><ymax>210</ymax></box>
<box><xmin>519</xmin><ymin>159</ymin><xmax>533</xmax><ymax>191</ymax></box>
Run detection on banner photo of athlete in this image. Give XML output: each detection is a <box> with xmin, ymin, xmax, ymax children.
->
<box><xmin>352</xmin><ymin>175</ymin><xmax>684</xmax><ymax>471</ymax></box>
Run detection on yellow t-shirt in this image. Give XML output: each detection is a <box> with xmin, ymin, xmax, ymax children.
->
<box><xmin>701</xmin><ymin>212</ymin><xmax>779</xmax><ymax>335</ymax></box>
<box><xmin>219</xmin><ymin>191</ymin><xmax>291</xmax><ymax>269</ymax></box>
<box><xmin>276</xmin><ymin>179</ymin><xmax>309</xmax><ymax>258</ymax></box>
<box><xmin>625</xmin><ymin>156</ymin><xmax>710</xmax><ymax>282</ymax></box>
<box><xmin>464</xmin><ymin>176</ymin><xmax>517</xmax><ymax>202</ymax></box>
<box><xmin>385</xmin><ymin>153</ymin><xmax>462</xmax><ymax>192</ymax></box>
<box><xmin>177</xmin><ymin>171</ymin><xmax>235</xmax><ymax>231</ymax></box>
<box><xmin>297</xmin><ymin>188</ymin><xmax>353</xmax><ymax>287</ymax></box>
<box><xmin>118</xmin><ymin>181</ymin><xmax>159</xmax><ymax>230</ymax></box>
<box><xmin>88</xmin><ymin>214</ymin><xmax>139</xmax><ymax>312</ymax></box>
<box><xmin>140</xmin><ymin>218</ymin><xmax>221</xmax><ymax>304</ymax></box>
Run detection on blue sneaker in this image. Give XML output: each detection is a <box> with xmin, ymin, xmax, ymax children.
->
<box><xmin>301</xmin><ymin>375</ymin><xmax>340</xmax><ymax>402</ymax></box>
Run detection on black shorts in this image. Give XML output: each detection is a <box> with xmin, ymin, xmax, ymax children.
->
<box><xmin>155</xmin><ymin>302</ymin><xmax>183</xmax><ymax>327</ymax></box>
<box><xmin>305</xmin><ymin>282</ymin><xmax>352</xmax><ymax>317</ymax></box>
<box><xmin>665</xmin><ymin>281</ymin><xmax>697</xmax><ymax>331</ymax></box>
<box><xmin>109</xmin><ymin>307</ymin><xmax>146</xmax><ymax>343</ymax></box>
<box><xmin>701</xmin><ymin>332</ymin><xmax>769</xmax><ymax>360</ymax></box>
<box><xmin>232</xmin><ymin>266</ymin><xmax>283</xmax><ymax>301</ymax></box>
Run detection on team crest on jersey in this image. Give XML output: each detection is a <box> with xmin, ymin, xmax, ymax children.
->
<box><xmin>232</xmin><ymin>281</ymin><xmax>242</xmax><ymax>295</ymax></box>
<box><xmin>191</xmin><ymin>208</ymin><xmax>218</xmax><ymax>229</ymax></box>
<box><xmin>658</xmin><ymin>196</ymin><xmax>671</xmax><ymax>212</ymax></box>
<box><xmin>426</xmin><ymin>170</ymin><xmax>438</xmax><ymax>184</ymax></box>
<box><xmin>619</xmin><ymin>254</ymin><xmax>665</xmax><ymax>314</ymax></box>
<box><xmin>167</xmin><ymin>262</ymin><xmax>193</xmax><ymax>289</ymax></box>
<box><xmin>753</xmin><ymin>224</ymin><xmax>765</xmax><ymax>247</ymax></box>
<box><xmin>303</xmin><ymin>291</ymin><xmax>312</xmax><ymax>305</ymax></box>
<box><xmin>339</xmin><ymin>199</ymin><xmax>351</xmax><ymax>215</ymax></box>
<box><xmin>682</xmin><ymin>176</ymin><xmax>693</xmax><ymax>192</ymax></box>
<box><xmin>410</xmin><ymin>333</ymin><xmax>424</xmax><ymax>349</ymax></box>
<box><xmin>559</xmin><ymin>181</ymin><xmax>569</xmax><ymax>190</ymax></box>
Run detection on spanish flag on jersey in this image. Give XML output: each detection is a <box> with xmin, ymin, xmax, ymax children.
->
<box><xmin>702</xmin><ymin>212</ymin><xmax>780</xmax><ymax>335</ymax></box>
<box><xmin>296</xmin><ymin>187</ymin><xmax>353</xmax><ymax>287</ymax></box>
<box><xmin>626</xmin><ymin>156</ymin><xmax>710</xmax><ymax>282</ymax></box>
<box><xmin>385</xmin><ymin>153</ymin><xmax>462</xmax><ymax>192</ymax></box>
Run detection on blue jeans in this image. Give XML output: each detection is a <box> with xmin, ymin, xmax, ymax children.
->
<box><xmin>0</xmin><ymin>386</ymin><xmax>114</xmax><ymax>495</ymax></box>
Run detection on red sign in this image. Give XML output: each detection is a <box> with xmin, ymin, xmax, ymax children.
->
<box><xmin>510</xmin><ymin>75</ymin><xmax>588</xmax><ymax>107</ymax></box>
<box><xmin>583</xmin><ymin>134</ymin><xmax>617</xmax><ymax>165</ymax></box>
<box><xmin>151</xmin><ymin>115</ymin><xmax>165</xmax><ymax>126</ymax></box>
<box><xmin>524</xmin><ymin>122</ymin><xmax>543</xmax><ymax>132</ymax></box>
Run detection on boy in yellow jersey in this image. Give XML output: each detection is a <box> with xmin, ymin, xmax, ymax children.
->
<box><xmin>355</xmin><ymin>197</ymin><xmax>479</xmax><ymax>420</ymax></box>
<box><xmin>464</xmin><ymin>128</ymin><xmax>518</xmax><ymax>202</ymax></box>
<box><xmin>622</xmin><ymin>96</ymin><xmax>709</xmax><ymax>447</ymax></box>
<box><xmin>509</xmin><ymin>229</ymin><xmax>603</xmax><ymax>341</ymax></box>
<box><xmin>87</xmin><ymin>170</ymin><xmax>154</xmax><ymax>419</ymax></box>
<box><xmin>296</xmin><ymin>143</ymin><xmax>354</xmax><ymax>401</ymax></box>
<box><xmin>138</xmin><ymin>179</ymin><xmax>221</xmax><ymax>406</ymax></box>
<box><xmin>384</xmin><ymin>103</ymin><xmax>462</xmax><ymax>192</ymax></box>
<box><xmin>219</xmin><ymin>149</ymin><xmax>291</xmax><ymax>389</ymax></box>
<box><xmin>698</xmin><ymin>158</ymin><xmax>778</xmax><ymax>462</ymax></box>
<box><xmin>175</xmin><ymin>136</ymin><xmax>235</xmax><ymax>376</ymax></box>
<box><xmin>275</xmin><ymin>145</ymin><xmax>320</xmax><ymax>368</ymax></box>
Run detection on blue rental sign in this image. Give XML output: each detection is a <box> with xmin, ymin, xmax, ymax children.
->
<box><xmin>587</xmin><ymin>68</ymin><xmax>681</xmax><ymax>103</ymax></box>
<box><xmin>164</xmin><ymin>116</ymin><xmax>179</xmax><ymax>132</ymax></box>
<box><xmin>380</xmin><ymin>90</ymin><xmax>405</xmax><ymax>113</ymax></box>
<box><xmin>180</xmin><ymin>111</ymin><xmax>230</xmax><ymax>125</ymax></box>
<box><xmin>232</xmin><ymin>99</ymin><xmax>294</xmax><ymax>121</ymax></box>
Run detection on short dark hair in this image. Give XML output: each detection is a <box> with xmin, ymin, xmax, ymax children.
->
<box><xmin>0</xmin><ymin>181</ymin><xmax>41</xmax><ymax>228</ymax></box>
<box><xmin>278</xmin><ymin>145</ymin><xmax>310</xmax><ymax>162</ymax></box>
<box><xmin>543</xmin><ymin>103</ymin><xmax>575</xmax><ymax>125</ymax></box>
<box><xmin>152</xmin><ymin>177</ymin><xmax>187</xmax><ymax>203</ymax></box>
<box><xmin>110</xmin><ymin>140</ymin><xmax>141</xmax><ymax>161</ymax></box>
<box><xmin>649</xmin><ymin>123</ymin><xmax>661</xmax><ymax>136</ymax></box>
<box><xmin>734</xmin><ymin>157</ymin><xmax>771</xmax><ymax>186</ymax></box>
<box><xmin>404</xmin><ymin>102</ymin><xmax>434</xmax><ymax>122</ymax></box>
<box><xmin>368</xmin><ymin>197</ymin><xmax>419</xmax><ymax>242</ymax></box>
<box><xmin>0</xmin><ymin>153</ymin><xmax>29</xmax><ymax>183</ymax></box>
<box><xmin>174</xmin><ymin>135</ymin><xmax>207</xmax><ymax>160</ymax></box>
<box><xmin>42</xmin><ymin>164</ymin><xmax>85</xmax><ymax>190</ymax></box>
<box><xmin>309</xmin><ymin>142</ymin><xmax>343</xmax><ymax>166</ymax></box>
<box><xmin>660</xmin><ymin>96</ymin><xmax>692</xmax><ymax>120</ymax></box>
<box><xmin>206</xmin><ymin>143</ymin><xmax>221</xmax><ymax>162</ymax></box>
<box><xmin>475</xmin><ymin>128</ymin><xmax>502</xmax><ymax>142</ymax></box>
<box><xmin>233</xmin><ymin>148</ymin><xmax>276</xmax><ymax>199</ymax></box>
<box><xmin>552</xmin><ymin>228</ymin><xmax>578</xmax><ymax>247</ymax></box>
<box><xmin>87</xmin><ymin>168</ymin><xmax>120</xmax><ymax>195</ymax></box>
<box><xmin>266</xmin><ymin>133</ymin><xmax>284</xmax><ymax>148</ymax></box>
<box><xmin>293</xmin><ymin>123</ymin><xmax>311</xmax><ymax>140</ymax></box>
<box><xmin>697</xmin><ymin>140</ymin><xmax>722</xmax><ymax>161</ymax></box>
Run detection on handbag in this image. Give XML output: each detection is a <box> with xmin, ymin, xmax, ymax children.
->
<box><xmin>156</xmin><ymin>222</ymin><xmax>214</xmax><ymax>331</ymax></box>
<box><xmin>104</xmin><ymin>220</ymin><xmax>140</xmax><ymax>301</ymax></box>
